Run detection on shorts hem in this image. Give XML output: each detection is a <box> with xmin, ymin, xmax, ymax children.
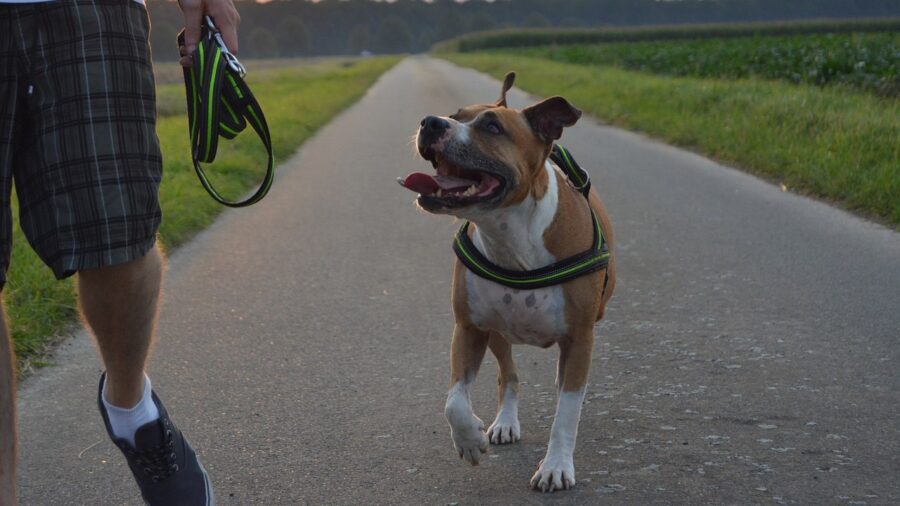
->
<box><xmin>52</xmin><ymin>234</ymin><xmax>159</xmax><ymax>280</ymax></box>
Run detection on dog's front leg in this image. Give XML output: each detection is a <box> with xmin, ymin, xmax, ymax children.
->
<box><xmin>487</xmin><ymin>332</ymin><xmax>521</xmax><ymax>445</ymax></box>
<box><xmin>445</xmin><ymin>323</ymin><xmax>490</xmax><ymax>465</ymax></box>
<box><xmin>531</xmin><ymin>329</ymin><xmax>594</xmax><ymax>492</ymax></box>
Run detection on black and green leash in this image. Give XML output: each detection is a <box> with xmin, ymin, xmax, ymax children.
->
<box><xmin>178</xmin><ymin>17</ymin><xmax>275</xmax><ymax>208</ymax></box>
<box><xmin>452</xmin><ymin>144</ymin><xmax>610</xmax><ymax>290</ymax></box>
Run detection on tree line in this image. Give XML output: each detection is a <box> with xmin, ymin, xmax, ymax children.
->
<box><xmin>146</xmin><ymin>0</ymin><xmax>900</xmax><ymax>61</ymax></box>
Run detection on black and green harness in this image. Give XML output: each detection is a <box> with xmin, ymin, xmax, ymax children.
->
<box><xmin>178</xmin><ymin>17</ymin><xmax>275</xmax><ymax>207</ymax></box>
<box><xmin>452</xmin><ymin>144</ymin><xmax>610</xmax><ymax>290</ymax></box>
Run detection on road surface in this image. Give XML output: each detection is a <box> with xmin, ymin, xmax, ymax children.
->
<box><xmin>17</xmin><ymin>57</ymin><xmax>900</xmax><ymax>505</ymax></box>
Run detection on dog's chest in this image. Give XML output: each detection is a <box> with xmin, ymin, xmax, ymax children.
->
<box><xmin>465</xmin><ymin>271</ymin><xmax>567</xmax><ymax>346</ymax></box>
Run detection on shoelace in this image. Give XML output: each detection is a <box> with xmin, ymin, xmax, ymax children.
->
<box><xmin>125</xmin><ymin>428</ymin><xmax>179</xmax><ymax>483</ymax></box>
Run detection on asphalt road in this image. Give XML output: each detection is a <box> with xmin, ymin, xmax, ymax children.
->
<box><xmin>16</xmin><ymin>57</ymin><xmax>900</xmax><ymax>505</ymax></box>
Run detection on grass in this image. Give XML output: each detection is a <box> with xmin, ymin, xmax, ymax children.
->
<box><xmin>8</xmin><ymin>56</ymin><xmax>400</xmax><ymax>372</ymax></box>
<box><xmin>441</xmin><ymin>52</ymin><xmax>900</xmax><ymax>226</ymax></box>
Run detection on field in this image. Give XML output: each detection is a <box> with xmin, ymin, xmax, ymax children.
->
<box><xmin>8</xmin><ymin>56</ymin><xmax>400</xmax><ymax>372</ymax></box>
<box><xmin>515</xmin><ymin>32</ymin><xmax>899</xmax><ymax>96</ymax></box>
<box><xmin>436</xmin><ymin>18</ymin><xmax>900</xmax><ymax>52</ymax></box>
<box><xmin>439</xmin><ymin>21</ymin><xmax>900</xmax><ymax>227</ymax></box>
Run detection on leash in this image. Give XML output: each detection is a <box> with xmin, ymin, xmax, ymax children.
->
<box><xmin>177</xmin><ymin>17</ymin><xmax>275</xmax><ymax>208</ymax></box>
<box><xmin>452</xmin><ymin>144</ymin><xmax>610</xmax><ymax>290</ymax></box>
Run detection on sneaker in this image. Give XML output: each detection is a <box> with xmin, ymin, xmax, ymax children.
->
<box><xmin>98</xmin><ymin>373</ymin><xmax>215</xmax><ymax>506</ymax></box>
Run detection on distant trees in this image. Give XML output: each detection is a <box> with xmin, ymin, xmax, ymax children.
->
<box><xmin>143</xmin><ymin>0</ymin><xmax>900</xmax><ymax>61</ymax></box>
<box><xmin>149</xmin><ymin>20</ymin><xmax>178</xmax><ymax>60</ymax></box>
<box><xmin>524</xmin><ymin>12</ymin><xmax>552</xmax><ymax>28</ymax></box>
<box><xmin>348</xmin><ymin>25</ymin><xmax>371</xmax><ymax>54</ymax></box>
<box><xmin>376</xmin><ymin>16</ymin><xmax>414</xmax><ymax>54</ymax></box>
<box><xmin>248</xmin><ymin>27</ymin><xmax>278</xmax><ymax>58</ymax></box>
<box><xmin>276</xmin><ymin>16</ymin><xmax>312</xmax><ymax>56</ymax></box>
<box><xmin>467</xmin><ymin>12</ymin><xmax>498</xmax><ymax>33</ymax></box>
<box><xmin>435</xmin><ymin>10</ymin><xmax>466</xmax><ymax>41</ymax></box>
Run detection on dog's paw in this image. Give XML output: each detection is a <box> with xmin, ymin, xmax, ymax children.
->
<box><xmin>449</xmin><ymin>415</ymin><xmax>488</xmax><ymax>466</ymax></box>
<box><xmin>530</xmin><ymin>455</ymin><xmax>576</xmax><ymax>493</ymax></box>
<box><xmin>487</xmin><ymin>414</ymin><xmax>521</xmax><ymax>444</ymax></box>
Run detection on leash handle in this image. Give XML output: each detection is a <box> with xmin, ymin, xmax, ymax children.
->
<box><xmin>178</xmin><ymin>20</ymin><xmax>275</xmax><ymax>208</ymax></box>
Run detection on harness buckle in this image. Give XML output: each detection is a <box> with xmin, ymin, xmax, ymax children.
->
<box><xmin>205</xmin><ymin>16</ymin><xmax>246</xmax><ymax>78</ymax></box>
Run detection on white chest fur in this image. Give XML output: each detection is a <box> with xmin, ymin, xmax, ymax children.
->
<box><xmin>466</xmin><ymin>273</ymin><xmax>567</xmax><ymax>346</ymax></box>
<box><xmin>463</xmin><ymin>163</ymin><xmax>569</xmax><ymax>346</ymax></box>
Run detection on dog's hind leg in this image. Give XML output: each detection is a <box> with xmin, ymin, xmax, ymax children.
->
<box><xmin>531</xmin><ymin>328</ymin><xmax>594</xmax><ymax>492</ymax></box>
<box><xmin>445</xmin><ymin>323</ymin><xmax>490</xmax><ymax>465</ymax></box>
<box><xmin>486</xmin><ymin>332</ymin><xmax>521</xmax><ymax>445</ymax></box>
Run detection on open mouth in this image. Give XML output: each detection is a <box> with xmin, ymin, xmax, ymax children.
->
<box><xmin>398</xmin><ymin>153</ymin><xmax>505</xmax><ymax>208</ymax></box>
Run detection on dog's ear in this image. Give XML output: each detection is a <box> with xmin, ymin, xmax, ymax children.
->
<box><xmin>523</xmin><ymin>96</ymin><xmax>582</xmax><ymax>143</ymax></box>
<box><xmin>495</xmin><ymin>72</ymin><xmax>516</xmax><ymax>108</ymax></box>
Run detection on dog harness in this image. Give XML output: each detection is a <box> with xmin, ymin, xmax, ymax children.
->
<box><xmin>178</xmin><ymin>17</ymin><xmax>275</xmax><ymax>207</ymax></box>
<box><xmin>452</xmin><ymin>144</ymin><xmax>610</xmax><ymax>290</ymax></box>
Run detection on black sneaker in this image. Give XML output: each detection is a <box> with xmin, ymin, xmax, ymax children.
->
<box><xmin>98</xmin><ymin>373</ymin><xmax>214</xmax><ymax>506</ymax></box>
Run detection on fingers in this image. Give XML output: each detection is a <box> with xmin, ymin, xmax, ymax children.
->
<box><xmin>178</xmin><ymin>0</ymin><xmax>241</xmax><ymax>67</ymax></box>
<box><xmin>207</xmin><ymin>0</ymin><xmax>241</xmax><ymax>54</ymax></box>
<box><xmin>178</xmin><ymin>43</ymin><xmax>192</xmax><ymax>68</ymax></box>
<box><xmin>179</xmin><ymin>0</ymin><xmax>203</xmax><ymax>61</ymax></box>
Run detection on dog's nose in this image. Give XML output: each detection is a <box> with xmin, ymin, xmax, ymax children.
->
<box><xmin>420</xmin><ymin>115</ymin><xmax>449</xmax><ymax>135</ymax></box>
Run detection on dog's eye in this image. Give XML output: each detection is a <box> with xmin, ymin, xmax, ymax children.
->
<box><xmin>485</xmin><ymin>121</ymin><xmax>503</xmax><ymax>135</ymax></box>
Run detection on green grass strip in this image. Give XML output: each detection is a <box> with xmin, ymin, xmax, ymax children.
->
<box><xmin>8</xmin><ymin>56</ymin><xmax>399</xmax><ymax>371</ymax></box>
<box><xmin>442</xmin><ymin>52</ymin><xmax>900</xmax><ymax>227</ymax></box>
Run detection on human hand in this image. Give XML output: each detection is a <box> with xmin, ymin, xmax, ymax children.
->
<box><xmin>178</xmin><ymin>0</ymin><xmax>241</xmax><ymax>67</ymax></box>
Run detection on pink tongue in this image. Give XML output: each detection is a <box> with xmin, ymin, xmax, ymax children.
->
<box><xmin>400</xmin><ymin>173</ymin><xmax>478</xmax><ymax>194</ymax></box>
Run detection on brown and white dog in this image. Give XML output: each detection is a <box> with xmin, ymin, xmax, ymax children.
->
<box><xmin>399</xmin><ymin>73</ymin><xmax>615</xmax><ymax>492</ymax></box>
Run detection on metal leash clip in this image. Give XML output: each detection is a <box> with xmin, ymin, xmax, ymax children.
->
<box><xmin>205</xmin><ymin>15</ymin><xmax>246</xmax><ymax>77</ymax></box>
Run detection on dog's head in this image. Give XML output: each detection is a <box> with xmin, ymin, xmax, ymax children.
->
<box><xmin>399</xmin><ymin>72</ymin><xmax>581</xmax><ymax>216</ymax></box>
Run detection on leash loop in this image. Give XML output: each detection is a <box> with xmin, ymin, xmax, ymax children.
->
<box><xmin>178</xmin><ymin>18</ymin><xmax>274</xmax><ymax>208</ymax></box>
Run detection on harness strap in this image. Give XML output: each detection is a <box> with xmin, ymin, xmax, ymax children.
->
<box><xmin>452</xmin><ymin>144</ymin><xmax>610</xmax><ymax>290</ymax></box>
<box><xmin>550</xmin><ymin>144</ymin><xmax>591</xmax><ymax>198</ymax></box>
<box><xmin>178</xmin><ymin>21</ymin><xmax>275</xmax><ymax>208</ymax></box>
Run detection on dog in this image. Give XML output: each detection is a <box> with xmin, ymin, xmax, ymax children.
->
<box><xmin>398</xmin><ymin>72</ymin><xmax>615</xmax><ymax>492</ymax></box>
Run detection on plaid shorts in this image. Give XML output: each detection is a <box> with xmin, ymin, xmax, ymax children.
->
<box><xmin>0</xmin><ymin>0</ymin><xmax>162</xmax><ymax>286</ymax></box>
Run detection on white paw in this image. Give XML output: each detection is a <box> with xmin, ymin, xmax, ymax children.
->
<box><xmin>449</xmin><ymin>414</ymin><xmax>488</xmax><ymax>465</ymax></box>
<box><xmin>530</xmin><ymin>455</ymin><xmax>576</xmax><ymax>492</ymax></box>
<box><xmin>487</xmin><ymin>413</ymin><xmax>521</xmax><ymax>445</ymax></box>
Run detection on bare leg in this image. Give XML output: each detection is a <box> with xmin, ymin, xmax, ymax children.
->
<box><xmin>486</xmin><ymin>332</ymin><xmax>521</xmax><ymax>445</ymax></box>
<box><xmin>0</xmin><ymin>303</ymin><xmax>15</xmax><ymax>506</ymax></box>
<box><xmin>444</xmin><ymin>323</ymin><xmax>490</xmax><ymax>465</ymax></box>
<box><xmin>531</xmin><ymin>329</ymin><xmax>594</xmax><ymax>492</ymax></box>
<box><xmin>78</xmin><ymin>246</ymin><xmax>163</xmax><ymax>408</ymax></box>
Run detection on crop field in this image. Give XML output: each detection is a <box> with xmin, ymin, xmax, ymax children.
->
<box><xmin>437</xmin><ymin>18</ymin><xmax>900</xmax><ymax>52</ymax></box>
<box><xmin>514</xmin><ymin>32</ymin><xmax>899</xmax><ymax>96</ymax></box>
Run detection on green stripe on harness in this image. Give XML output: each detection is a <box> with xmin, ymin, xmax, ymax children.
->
<box><xmin>178</xmin><ymin>18</ymin><xmax>275</xmax><ymax>208</ymax></box>
<box><xmin>452</xmin><ymin>144</ymin><xmax>609</xmax><ymax>290</ymax></box>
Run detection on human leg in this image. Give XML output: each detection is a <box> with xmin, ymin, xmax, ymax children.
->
<box><xmin>13</xmin><ymin>3</ymin><xmax>212</xmax><ymax>503</ymax></box>
<box><xmin>0</xmin><ymin>305</ymin><xmax>15</xmax><ymax>506</ymax></box>
<box><xmin>0</xmin><ymin>5</ymin><xmax>22</xmax><ymax>503</ymax></box>
<box><xmin>78</xmin><ymin>245</ymin><xmax>162</xmax><ymax>408</ymax></box>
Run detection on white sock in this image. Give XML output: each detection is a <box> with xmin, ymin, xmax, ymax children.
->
<box><xmin>102</xmin><ymin>374</ymin><xmax>160</xmax><ymax>447</ymax></box>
